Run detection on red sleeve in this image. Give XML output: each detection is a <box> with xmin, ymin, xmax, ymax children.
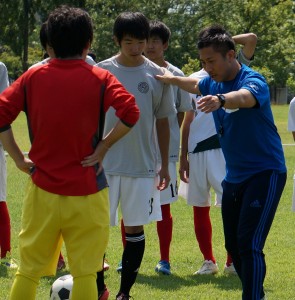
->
<box><xmin>103</xmin><ymin>71</ymin><xmax>140</xmax><ymax>127</ymax></box>
<box><xmin>0</xmin><ymin>74</ymin><xmax>27</xmax><ymax>131</ymax></box>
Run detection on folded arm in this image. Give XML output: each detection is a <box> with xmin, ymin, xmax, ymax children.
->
<box><xmin>0</xmin><ymin>128</ymin><xmax>34</xmax><ymax>174</ymax></box>
<box><xmin>81</xmin><ymin>120</ymin><xmax>133</xmax><ymax>174</ymax></box>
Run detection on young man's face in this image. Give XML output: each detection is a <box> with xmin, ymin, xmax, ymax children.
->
<box><xmin>199</xmin><ymin>46</ymin><xmax>235</xmax><ymax>82</ymax></box>
<box><xmin>144</xmin><ymin>35</ymin><xmax>168</xmax><ymax>62</ymax></box>
<box><xmin>116</xmin><ymin>35</ymin><xmax>147</xmax><ymax>65</ymax></box>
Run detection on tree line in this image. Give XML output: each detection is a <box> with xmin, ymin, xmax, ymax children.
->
<box><xmin>0</xmin><ymin>0</ymin><xmax>294</xmax><ymax>99</ymax></box>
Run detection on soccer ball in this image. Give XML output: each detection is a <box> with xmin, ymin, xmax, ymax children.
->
<box><xmin>49</xmin><ymin>274</ymin><xmax>73</xmax><ymax>300</ymax></box>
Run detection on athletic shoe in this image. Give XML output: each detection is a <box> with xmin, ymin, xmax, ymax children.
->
<box><xmin>103</xmin><ymin>261</ymin><xmax>109</xmax><ymax>271</ymax></box>
<box><xmin>0</xmin><ymin>254</ymin><xmax>18</xmax><ymax>269</ymax></box>
<box><xmin>224</xmin><ymin>263</ymin><xmax>237</xmax><ymax>275</ymax></box>
<box><xmin>194</xmin><ymin>260</ymin><xmax>218</xmax><ymax>275</ymax></box>
<box><xmin>116</xmin><ymin>260</ymin><xmax>122</xmax><ymax>273</ymax></box>
<box><xmin>116</xmin><ymin>292</ymin><xmax>132</xmax><ymax>300</ymax></box>
<box><xmin>155</xmin><ymin>260</ymin><xmax>171</xmax><ymax>275</ymax></box>
<box><xmin>57</xmin><ymin>257</ymin><xmax>66</xmax><ymax>271</ymax></box>
<box><xmin>98</xmin><ymin>286</ymin><xmax>109</xmax><ymax>300</ymax></box>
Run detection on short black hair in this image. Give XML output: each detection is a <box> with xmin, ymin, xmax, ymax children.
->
<box><xmin>197</xmin><ymin>25</ymin><xmax>236</xmax><ymax>57</ymax></box>
<box><xmin>149</xmin><ymin>20</ymin><xmax>171</xmax><ymax>44</ymax></box>
<box><xmin>39</xmin><ymin>22</ymin><xmax>48</xmax><ymax>51</ymax></box>
<box><xmin>113</xmin><ymin>12</ymin><xmax>150</xmax><ymax>45</ymax></box>
<box><xmin>47</xmin><ymin>5</ymin><xmax>93</xmax><ymax>58</ymax></box>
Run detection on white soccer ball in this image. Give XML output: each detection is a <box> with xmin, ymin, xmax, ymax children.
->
<box><xmin>49</xmin><ymin>274</ymin><xmax>73</xmax><ymax>300</ymax></box>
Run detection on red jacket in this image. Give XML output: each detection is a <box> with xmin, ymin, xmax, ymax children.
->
<box><xmin>0</xmin><ymin>59</ymin><xmax>139</xmax><ymax>195</ymax></box>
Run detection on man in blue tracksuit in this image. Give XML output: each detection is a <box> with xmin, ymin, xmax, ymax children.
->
<box><xmin>156</xmin><ymin>24</ymin><xmax>286</xmax><ymax>300</ymax></box>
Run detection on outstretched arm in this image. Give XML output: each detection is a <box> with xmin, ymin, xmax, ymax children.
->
<box><xmin>233</xmin><ymin>33</ymin><xmax>257</xmax><ymax>60</ymax></box>
<box><xmin>155</xmin><ymin>68</ymin><xmax>201</xmax><ymax>94</ymax></box>
<box><xmin>197</xmin><ymin>89</ymin><xmax>257</xmax><ymax>113</ymax></box>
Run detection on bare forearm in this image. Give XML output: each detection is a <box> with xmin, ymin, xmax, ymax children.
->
<box><xmin>197</xmin><ymin>89</ymin><xmax>257</xmax><ymax>113</ymax></box>
<box><xmin>103</xmin><ymin>120</ymin><xmax>132</xmax><ymax>149</ymax></box>
<box><xmin>81</xmin><ymin>120</ymin><xmax>133</xmax><ymax>169</ymax></box>
<box><xmin>0</xmin><ymin>128</ymin><xmax>34</xmax><ymax>174</ymax></box>
<box><xmin>156</xmin><ymin>118</ymin><xmax>170</xmax><ymax>168</ymax></box>
<box><xmin>181</xmin><ymin>111</ymin><xmax>194</xmax><ymax>157</ymax></box>
<box><xmin>0</xmin><ymin>128</ymin><xmax>24</xmax><ymax>163</ymax></box>
<box><xmin>221</xmin><ymin>89</ymin><xmax>256</xmax><ymax>109</ymax></box>
<box><xmin>233</xmin><ymin>33</ymin><xmax>257</xmax><ymax>60</ymax></box>
<box><xmin>156</xmin><ymin>70</ymin><xmax>200</xmax><ymax>94</ymax></box>
<box><xmin>171</xmin><ymin>76</ymin><xmax>200</xmax><ymax>94</ymax></box>
<box><xmin>232</xmin><ymin>33</ymin><xmax>257</xmax><ymax>46</ymax></box>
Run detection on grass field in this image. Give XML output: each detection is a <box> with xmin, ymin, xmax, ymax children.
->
<box><xmin>1</xmin><ymin>105</ymin><xmax>295</xmax><ymax>300</ymax></box>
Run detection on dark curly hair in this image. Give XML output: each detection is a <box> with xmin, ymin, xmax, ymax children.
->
<box><xmin>197</xmin><ymin>25</ymin><xmax>236</xmax><ymax>57</ymax></box>
<box><xmin>149</xmin><ymin>20</ymin><xmax>171</xmax><ymax>44</ymax></box>
<box><xmin>47</xmin><ymin>5</ymin><xmax>93</xmax><ymax>58</ymax></box>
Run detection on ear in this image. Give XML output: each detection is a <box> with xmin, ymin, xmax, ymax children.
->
<box><xmin>113</xmin><ymin>36</ymin><xmax>120</xmax><ymax>47</ymax></box>
<box><xmin>163</xmin><ymin>41</ymin><xmax>169</xmax><ymax>51</ymax></box>
<box><xmin>227</xmin><ymin>49</ymin><xmax>236</xmax><ymax>61</ymax></box>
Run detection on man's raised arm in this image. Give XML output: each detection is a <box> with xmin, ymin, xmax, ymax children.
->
<box><xmin>155</xmin><ymin>68</ymin><xmax>201</xmax><ymax>95</ymax></box>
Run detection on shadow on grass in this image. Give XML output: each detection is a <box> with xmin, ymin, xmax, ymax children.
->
<box><xmin>43</xmin><ymin>269</ymin><xmax>71</xmax><ymax>285</ymax></box>
<box><xmin>0</xmin><ymin>265</ymin><xmax>9</xmax><ymax>277</ymax></box>
<box><xmin>136</xmin><ymin>273</ymin><xmax>242</xmax><ymax>293</ymax></box>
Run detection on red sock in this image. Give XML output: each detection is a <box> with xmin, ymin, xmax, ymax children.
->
<box><xmin>193</xmin><ymin>206</ymin><xmax>215</xmax><ymax>263</ymax></box>
<box><xmin>157</xmin><ymin>204</ymin><xmax>172</xmax><ymax>262</ymax></box>
<box><xmin>226</xmin><ymin>252</ymin><xmax>233</xmax><ymax>266</ymax></box>
<box><xmin>0</xmin><ymin>202</ymin><xmax>11</xmax><ymax>258</ymax></box>
<box><xmin>120</xmin><ymin>218</ymin><xmax>126</xmax><ymax>248</ymax></box>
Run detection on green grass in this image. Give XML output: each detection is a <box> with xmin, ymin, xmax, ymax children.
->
<box><xmin>1</xmin><ymin>105</ymin><xmax>295</xmax><ymax>299</ymax></box>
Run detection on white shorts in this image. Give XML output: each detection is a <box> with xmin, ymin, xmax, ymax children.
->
<box><xmin>106</xmin><ymin>175</ymin><xmax>162</xmax><ymax>226</ymax></box>
<box><xmin>160</xmin><ymin>162</ymin><xmax>178</xmax><ymax>205</ymax></box>
<box><xmin>179</xmin><ymin>149</ymin><xmax>225</xmax><ymax>207</ymax></box>
<box><xmin>0</xmin><ymin>146</ymin><xmax>7</xmax><ymax>201</ymax></box>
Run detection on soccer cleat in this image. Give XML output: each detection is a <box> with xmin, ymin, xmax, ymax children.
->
<box><xmin>224</xmin><ymin>263</ymin><xmax>237</xmax><ymax>275</ymax></box>
<box><xmin>155</xmin><ymin>260</ymin><xmax>171</xmax><ymax>275</ymax></box>
<box><xmin>57</xmin><ymin>257</ymin><xmax>66</xmax><ymax>271</ymax></box>
<box><xmin>0</xmin><ymin>254</ymin><xmax>18</xmax><ymax>269</ymax></box>
<box><xmin>116</xmin><ymin>260</ymin><xmax>122</xmax><ymax>273</ymax></box>
<box><xmin>116</xmin><ymin>292</ymin><xmax>132</xmax><ymax>300</ymax></box>
<box><xmin>98</xmin><ymin>285</ymin><xmax>109</xmax><ymax>300</ymax></box>
<box><xmin>194</xmin><ymin>260</ymin><xmax>218</xmax><ymax>275</ymax></box>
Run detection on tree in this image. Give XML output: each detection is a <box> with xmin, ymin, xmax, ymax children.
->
<box><xmin>0</xmin><ymin>0</ymin><xmax>294</xmax><ymax>90</ymax></box>
<box><xmin>180</xmin><ymin>0</ymin><xmax>294</xmax><ymax>94</ymax></box>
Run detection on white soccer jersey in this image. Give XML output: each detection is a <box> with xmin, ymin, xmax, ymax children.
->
<box><xmin>165</xmin><ymin>63</ymin><xmax>192</xmax><ymax>162</ymax></box>
<box><xmin>97</xmin><ymin>56</ymin><xmax>175</xmax><ymax>177</ymax></box>
<box><xmin>236</xmin><ymin>50</ymin><xmax>252</xmax><ymax>66</ymax></box>
<box><xmin>0</xmin><ymin>62</ymin><xmax>9</xmax><ymax>201</ymax></box>
<box><xmin>288</xmin><ymin>97</ymin><xmax>295</xmax><ymax>132</ymax></box>
<box><xmin>0</xmin><ymin>62</ymin><xmax>9</xmax><ymax>93</ymax></box>
<box><xmin>188</xmin><ymin>69</ymin><xmax>214</xmax><ymax>152</ymax></box>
